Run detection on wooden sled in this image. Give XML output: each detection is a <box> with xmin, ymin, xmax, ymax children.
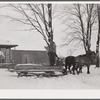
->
<box><xmin>14</xmin><ymin>64</ymin><xmax>65</xmax><ymax>77</ymax></box>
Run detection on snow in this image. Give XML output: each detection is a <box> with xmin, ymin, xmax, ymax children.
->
<box><xmin>0</xmin><ymin>65</ymin><xmax>100</xmax><ymax>99</ymax></box>
<box><xmin>0</xmin><ymin>65</ymin><xmax>100</xmax><ymax>89</ymax></box>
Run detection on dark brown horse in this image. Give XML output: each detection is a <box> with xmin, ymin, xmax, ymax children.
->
<box><xmin>64</xmin><ymin>51</ymin><xmax>97</xmax><ymax>75</ymax></box>
<box><xmin>75</xmin><ymin>51</ymin><xmax>97</xmax><ymax>74</ymax></box>
<box><xmin>64</xmin><ymin>56</ymin><xmax>75</xmax><ymax>75</ymax></box>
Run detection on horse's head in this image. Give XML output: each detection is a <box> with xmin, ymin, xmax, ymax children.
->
<box><xmin>90</xmin><ymin>51</ymin><xmax>97</xmax><ymax>64</ymax></box>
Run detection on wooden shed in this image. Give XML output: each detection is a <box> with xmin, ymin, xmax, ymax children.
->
<box><xmin>0</xmin><ymin>39</ymin><xmax>18</xmax><ymax>63</ymax></box>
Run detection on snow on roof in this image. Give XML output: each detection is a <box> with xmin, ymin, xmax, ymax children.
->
<box><xmin>0</xmin><ymin>39</ymin><xmax>18</xmax><ymax>48</ymax></box>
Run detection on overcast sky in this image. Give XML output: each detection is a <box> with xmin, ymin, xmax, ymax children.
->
<box><xmin>0</xmin><ymin>3</ymin><xmax>98</xmax><ymax>57</ymax></box>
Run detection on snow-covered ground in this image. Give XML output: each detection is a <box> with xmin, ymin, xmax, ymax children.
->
<box><xmin>0</xmin><ymin>65</ymin><xmax>100</xmax><ymax>89</ymax></box>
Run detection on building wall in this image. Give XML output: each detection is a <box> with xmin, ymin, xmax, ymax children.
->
<box><xmin>11</xmin><ymin>50</ymin><xmax>49</xmax><ymax>65</ymax></box>
<box><xmin>0</xmin><ymin>48</ymin><xmax>11</xmax><ymax>63</ymax></box>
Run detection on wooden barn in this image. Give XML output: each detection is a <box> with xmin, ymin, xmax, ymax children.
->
<box><xmin>0</xmin><ymin>39</ymin><xmax>49</xmax><ymax>65</ymax></box>
<box><xmin>11</xmin><ymin>50</ymin><xmax>49</xmax><ymax>65</ymax></box>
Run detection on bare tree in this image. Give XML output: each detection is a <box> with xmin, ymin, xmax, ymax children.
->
<box><xmin>0</xmin><ymin>3</ymin><xmax>56</xmax><ymax>65</ymax></box>
<box><xmin>61</xmin><ymin>4</ymin><xmax>97</xmax><ymax>54</ymax></box>
<box><xmin>48</xmin><ymin>4</ymin><xmax>53</xmax><ymax>51</ymax></box>
<box><xmin>96</xmin><ymin>4</ymin><xmax>100</xmax><ymax>67</ymax></box>
<box><xmin>4</xmin><ymin>4</ymin><xmax>54</xmax><ymax>51</ymax></box>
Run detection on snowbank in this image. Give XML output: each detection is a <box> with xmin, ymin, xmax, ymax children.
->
<box><xmin>0</xmin><ymin>65</ymin><xmax>100</xmax><ymax>89</ymax></box>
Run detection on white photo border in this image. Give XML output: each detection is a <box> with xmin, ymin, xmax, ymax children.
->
<box><xmin>0</xmin><ymin>1</ymin><xmax>99</xmax><ymax>99</ymax></box>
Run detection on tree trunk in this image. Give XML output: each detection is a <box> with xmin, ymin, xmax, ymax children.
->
<box><xmin>48</xmin><ymin>4</ymin><xmax>53</xmax><ymax>52</ymax></box>
<box><xmin>96</xmin><ymin>4</ymin><xmax>100</xmax><ymax>67</ymax></box>
<box><xmin>48</xmin><ymin>4</ymin><xmax>56</xmax><ymax>66</ymax></box>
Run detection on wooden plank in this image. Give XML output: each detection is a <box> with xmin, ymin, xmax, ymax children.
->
<box><xmin>15</xmin><ymin>68</ymin><xmax>63</xmax><ymax>71</ymax></box>
<box><xmin>15</xmin><ymin>64</ymin><xmax>63</xmax><ymax>69</ymax></box>
<box><xmin>14</xmin><ymin>64</ymin><xmax>63</xmax><ymax>73</ymax></box>
<box><xmin>15</xmin><ymin>69</ymin><xmax>62</xmax><ymax>72</ymax></box>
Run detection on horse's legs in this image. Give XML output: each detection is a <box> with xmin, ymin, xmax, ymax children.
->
<box><xmin>71</xmin><ymin>59</ymin><xmax>76</xmax><ymax>75</ymax></box>
<box><xmin>64</xmin><ymin>62</ymin><xmax>68</xmax><ymax>75</ymax></box>
<box><xmin>76</xmin><ymin>67</ymin><xmax>80</xmax><ymax>75</ymax></box>
<box><xmin>68</xmin><ymin>64</ymin><xmax>72</xmax><ymax>74</ymax></box>
<box><xmin>79</xmin><ymin>67</ymin><xmax>82</xmax><ymax>73</ymax></box>
<box><xmin>77</xmin><ymin>66</ymin><xmax>82</xmax><ymax>75</ymax></box>
<box><xmin>75</xmin><ymin>63</ymin><xmax>80</xmax><ymax>75</ymax></box>
<box><xmin>87</xmin><ymin>65</ymin><xmax>90</xmax><ymax>74</ymax></box>
<box><xmin>72</xmin><ymin>63</ymin><xmax>75</xmax><ymax>75</ymax></box>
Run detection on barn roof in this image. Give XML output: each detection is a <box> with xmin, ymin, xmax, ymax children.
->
<box><xmin>0</xmin><ymin>39</ymin><xmax>18</xmax><ymax>48</ymax></box>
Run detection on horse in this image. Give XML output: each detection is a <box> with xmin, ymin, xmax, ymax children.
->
<box><xmin>75</xmin><ymin>51</ymin><xmax>97</xmax><ymax>74</ymax></box>
<box><xmin>64</xmin><ymin>56</ymin><xmax>76</xmax><ymax>75</ymax></box>
<box><xmin>64</xmin><ymin>51</ymin><xmax>97</xmax><ymax>75</ymax></box>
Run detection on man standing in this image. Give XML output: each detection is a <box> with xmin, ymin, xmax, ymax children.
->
<box><xmin>0</xmin><ymin>49</ymin><xmax>5</xmax><ymax>63</ymax></box>
<box><xmin>48</xmin><ymin>49</ymin><xmax>59</xmax><ymax>66</ymax></box>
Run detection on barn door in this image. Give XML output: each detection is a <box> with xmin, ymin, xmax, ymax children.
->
<box><xmin>22</xmin><ymin>54</ymin><xmax>30</xmax><ymax>64</ymax></box>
